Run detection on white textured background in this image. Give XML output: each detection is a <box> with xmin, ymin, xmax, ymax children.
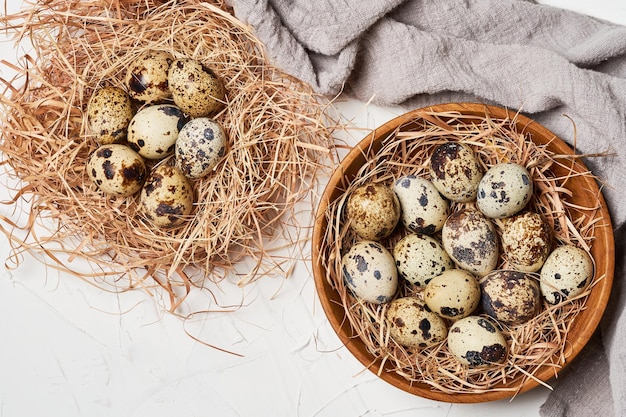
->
<box><xmin>1</xmin><ymin>1</ymin><xmax>625</xmax><ymax>416</ymax></box>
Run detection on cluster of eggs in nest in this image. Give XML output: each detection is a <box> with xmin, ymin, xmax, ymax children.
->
<box><xmin>85</xmin><ymin>50</ymin><xmax>228</xmax><ymax>228</ymax></box>
<box><xmin>341</xmin><ymin>142</ymin><xmax>593</xmax><ymax>367</ymax></box>
<box><xmin>87</xmin><ymin>50</ymin><xmax>227</xmax><ymax>227</ymax></box>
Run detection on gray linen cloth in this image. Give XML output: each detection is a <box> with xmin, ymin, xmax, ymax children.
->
<box><xmin>227</xmin><ymin>0</ymin><xmax>626</xmax><ymax>415</ymax></box>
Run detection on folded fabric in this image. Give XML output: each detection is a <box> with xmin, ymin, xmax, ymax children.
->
<box><xmin>227</xmin><ymin>0</ymin><xmax>626</xmax><ymax>415</ymax></box>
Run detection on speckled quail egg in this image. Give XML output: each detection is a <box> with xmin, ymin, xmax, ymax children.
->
<box><xmin>501</xmin><ymin>211</ymin><xmax>551</xmax><ymax>272</ymax></box>
<box><xmin>341</xmin><ymin>240</ymin><xmax>398</xmax><ymax>304</ymax></box>
<box><xmin>168</xmin><ymin>58</ymin><xmax>226</xmax><ymax>117</ymax></box>
<box><xmin>393</xmin><ymin>175</ymin><xmax>449</xmax><ymax>235</ymax></box>
<box><xmin>424</xmin><ymin>269</ymin><xmax>481</xmax><ymax>320</ymax></box>
<box><xmin>393</xmin><ymin>233</ymin><xmax>453</xmax><ymax>287</ymax></box>
<box><xmin>447</xmin><ymin>316</ymin><xmax>508</xmax><ymax>367</ymax></box>
<box><xmin>429</xmin><ymin>142</ymin><xmax>483</xmax><ymax>202</ymax></box>
<box><xmin>477</xmin><ymin>162</ymin><xmax>533</xmax><ymax>219</ymax></box>
<box><xmin>175</xmin><ymin>117</ymin><xmax>227</xmax><ymax>179</ymax></box>
<box><xmin>140</xmin><ymin>164</ymin><xmax>194</xmax><ymax>228</ymax></box>
<box><xmin>346</xmin><ymin>183</ymin><xmax>401</xmax><ymax>240</ymax></box>
<box><xmin>441</xmin><ymin>209</ymin><xmax>499</xmax><ymax>276</ymax></box>
<box><xmin>86</xmin><ymin>86</ymin><xmax>135</xmax><ymax>145</ymax></box>
<box><xmin>480</xmin><ymin>270</ymin><xmax>541</xmax><ymax>326</ymax></box>
<box><xmin>86</xmin><ymin>144</ymin><xmax>147</xmax><ymax>197</ymax></box>
<box><xmin>385</xmin><ymin>297</ymin><xmax>448</xmax><ymax>349</ymax></box>
<box><xmin>125</xmin><ymin>50</ymin><xmax>174</xmax><ymax>103</ymax></box>
<box><xmin>540</xmin><ymin>245</ymin><xmax>594</xmax><ymax>304</ymax></box>
<box><xmin>127</xmin><ymin>104</ymin><xmax>188</xmax><ymax>160</ymax></box>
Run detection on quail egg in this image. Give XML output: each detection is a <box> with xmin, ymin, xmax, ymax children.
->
<box><xmin>424</xmin><ymin>269</ymin><xmax>481</xmax><ymax>320</ymax></box>
<box><xmin>501</xmin><ymin>211</ymin><xmax>551</xmax><ymax>272</ymax></box>
<box><xmin>447</xmin><ymin>316</ymin><xmax>508</xmax><ymax>367</ymax></box>
<box><xmin>86</xmin><ymin>144</ymin><xmax>147</xmax><ymax>197</ymax></box>
<box><xmin>385</xmin><ymin>297</ymin><xmax>448</xmax><ymax>349</ymax></box>
<box><xmin>168</xmin><ymin>58</ymin><xmax>226</xmax><ymax>117</ymax></box>
<box><xmin>540</xmin><ymin>245</ymin><xmax>594</xmax><ymax>304</ymax></box>
<box><xmin>175</xmin><ymin>117</ymin><xmax>227</xmax><ymax>179</ymax></box>
<box><xmin>341</xmin><ymin>240</ymin><xmax>398</xmax><ymax>304</ymax></box>
<box><xmin>480</xmin><ymin>270</ymin><xmax>541</xmax><ymax>326</ymax></box>
<box><xmin>127</xmin><ymin>104</ymin><xmax>188</xmax><ymax>160</ymax></box>
<box><xmin>429</xmin><ymin>141</ymin><xmax>483</xmax><ymax>202</ymax></box>
<box><xmin>393</xmin><ymin>233</ymin><xmax>453</xmax><ymax>287</ymax></box>
<box><xmin>86</xmin><ymin>86</ymin><xmax>135</xmax><ymax>145</ymax></box>
<box><xmin>393</xmin><ymin>175</ymin><xmax>449</xmax><ymax>235</ymax></box>
<box><xmin>441</xmin><ymin>209</ymin><xmax>499</xmax><ymax>276</ymax></box>
<box><xmin>140</xmin><ymin>164</ymin><xmax>194</xmax><ymax>228</ymax></box>
<box><xmin>477</xmin><ymin>162</ymin><xmax>533</xmax><ymax>219</ymax></box>
<box><xmin>346</xmin><ymin>183</ymin><xmax>401</xmax><ymax>240</ymax></box>
<box><xmin>125</xmin><ymin>50</ymin><xmax>174</xmax><ymax>103</ymax></box>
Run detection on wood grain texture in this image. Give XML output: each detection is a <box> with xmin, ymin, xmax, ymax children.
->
<box><xmin>311</xmin><ymin>102</ymin><xmax>615</xmax><ymax>403</ymax></box>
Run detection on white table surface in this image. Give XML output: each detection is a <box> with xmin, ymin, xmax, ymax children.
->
<box><xmin>1</xmin><ymin>1</ymin><xmax>624</xmax><ymax>416</ymax></box>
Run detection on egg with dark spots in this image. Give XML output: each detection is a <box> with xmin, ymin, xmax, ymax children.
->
<box><xmin>86</xmin><ymin>86</ymin><xmax>135</xmax><ymax>145</ymax></box>
<box><xmin>393</xmin><ymin>233</ymin><xmax>453</xmax><ymax>287</ymax></box>
<box><xmin>168</xmin><ymin>58</ymin><xmax>226</xmax><ymax>117</ymax></box>
<box><xmin>424</xmin><ymin>269</ymin><xmax>481</xmax><ymax>320</ymax></box>
<box><xmin>86</xmin><ymin>144</ymin><xmax>146</xmax><ymax>197</ymax></box>
<box><xmin>341</xmin><ymin>240</ymin><xmax>398</xmax><ymax>304</ymax></box>
<box><xmin>540</xmin><ymin>245</ymin><xmax>594</xmax><ymax>304</ymax></box>
<box><xmin>385</xmin><ymin>297</ymin><xmax>447</xmax><ymax>349</ymax></box>
<box><xmin>140</xmin><ymin>164</ymin><xmax>194</xmax><ymax>228</ymax></box>
<box><xmin>393</xmin><ymin>175</ymin><xmax>449</xmax><ymax>234</ymax></box>
<box><xmin>480</xmin><ymin>270</ymin><xmax>541</xmax><ymax>325</ymax></box>
<box><xmin>429</xmin><ymin>142</ymin><xmax>482</xmax><ymax>202</ymax></box>
<box><xmin>175</xmin><ymin>117</ymin><xmax>227</xmax><ymax>179</ymax></box>
<box><xmin>447</xmin><ymin>316</ymin><xmax>508</xmax><ymax>367</ymax></box>
<box><xmin>442</xmin><ymin>209</ymin><xmax>499</xmax><ymax>276</ymax></box>
<box><xmin>125</xmin><ymin>50</ymin><xmax>174</xmax><ymax>103</ymax></box>
<box><xmin>477</xmin><ymin>162</ymin><xmax>533</xmax><ymax>219</ymax></box>
<box><xmin>346</xmin><ymin>183</ymin><xmax>400</xmax><ymax>240</ymax></box>
<box><xmin>127</xmin><ymin>104</ymin><xmax>188</xmax><ymax>160</ymax></box>
<box><xmin>501</xmin><ymin>211</ymin><xmax>551</xmax><ymax>272</ymax></box>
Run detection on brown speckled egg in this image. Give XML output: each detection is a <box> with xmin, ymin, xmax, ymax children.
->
<box><xmin>346</xmin><ymin>183</ymin><xmax>400</xmax><ymax>240</ymax></box>
<box><xmin>501</xmin><ymin>211</ymin><xmax>551</xmax><ymax>272</ymax></box>
<box><xmin>386</xmin><ymin>297</ymin><xmax>448</xmax><ymax>349</ymax></box>
<box><xmin>393</xmin><ymin>233</ymin><xmax>453</xmax><ymax>287</ymax></box>
<box><xmin>447</xmin><ymin>316</ymin><xmax>508</xmax><ymax>367</ymax></box>
<box><xmin>429</xmin><ymin>142</ymin><xmax>483</xmax><ymax>202</ymax></box>
<box><xmin>140</xmin><ymin>164</ymin><xmax>194</xmax><ymax>228</ymax></box>
<box><xmin>86</xmin><ymin>144</ymin><xmax>146</xmax><ymax>197</ymax></box>
<box><xmin>424</xmin><ymin>269</ymin><xmax>481</xmax><ymax>320</ymax></box>
<box><xmin>175</xmin><ymin>117</ymin><xmax>227</xmax><ymax>179</ymax></box>
<box><xmin>441</xmin><ymin>209</ymin><xmax>499</xmax><ymax>276</ymax></box>
<box><xmin>477</xmin><ymin>163</ymin><xmax>533</xmax><ymax>219</ymax></box>
<box><xmin>480</xmin><ymin>270</ymin><xmax>541</xmax><ymax>326</ymax></box>
<box><xmin>125</xmin><ymin>50</ymin><xmax>174</xmax><ymax>103</ymax></box>
<box><xmin>87</xmin><ymin>86</ymin><xmax>135</xmax><ymax>145</ymax></box>
<box><xmin>341</xmin><ymin>240</ymin><xmax>398</xmax><ymax>304</ymax></box>
<box><xmin>127</xmin><ymin>104</ymin><xmax>188</xmax><ymax>160</ymax></box>
<box><xmin>393</xmin><ymin>175</ymin><xmax>449</xmax><ymax>235</ymax></box>
<box><xmin>168</xmin><ymin>58</ymin><xmax>225</xmax><ymax>117</ymax></box>
<box><xmin>540</xmin><ymin>245</ymin><xmax>594</xmax><ymax>304</ymax></box>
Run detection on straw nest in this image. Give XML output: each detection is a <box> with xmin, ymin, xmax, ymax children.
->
<box><xmin>319</xmin><ymin>110</ymin><xmax>605</xmax><ymax>394</ymax></box>
<box><xmin>0</xmin><ymin>0</ymin><xmax>335</xmax><ymax>311</ymax></box>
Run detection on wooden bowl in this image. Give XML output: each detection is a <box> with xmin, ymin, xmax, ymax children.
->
<box><xmin>312</xmin><ymin>103</ymin><xmax>615</xmax><ymax>403</ymax></box>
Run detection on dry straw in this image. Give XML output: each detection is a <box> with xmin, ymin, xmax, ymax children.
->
<box><xmin>319</xmin><ymin>110</ymin><xmax>604</xmax><ymax>394</ymax></box>
<box><xmin>0</xmin><ymin>0</ymin><xmax>335</xmax><ymax>311</ymax></box>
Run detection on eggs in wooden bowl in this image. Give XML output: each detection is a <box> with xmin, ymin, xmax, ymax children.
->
<box><xmin>312</xmin><ymin>103</ymin><xmax>614</xmax><ymax>403</ymax></box>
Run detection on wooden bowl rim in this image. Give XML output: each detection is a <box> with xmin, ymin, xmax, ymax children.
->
<box><xmin>312</xmin><ymin>102</ymin><xmax>615</xmax><ymax>403</ymax></box>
